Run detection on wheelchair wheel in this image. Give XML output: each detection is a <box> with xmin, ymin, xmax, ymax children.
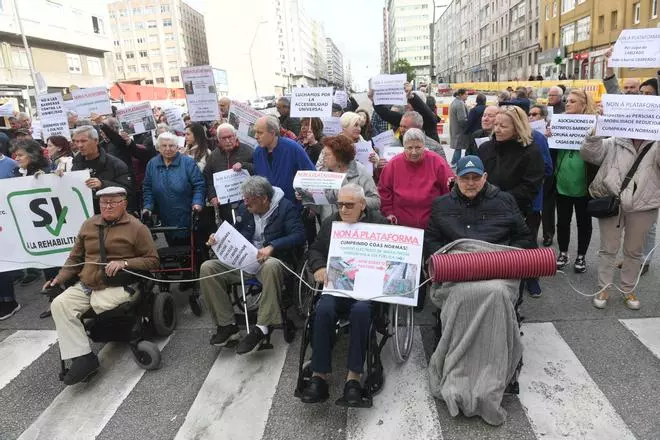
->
<box><xmin>389</xmin><ymin>305</ymin><xmax>414</xmax><ymax>364</ymax></box>
<box><xmin>296</xmin><ymin>261</ymin><xmax>316</xmax><ymax>318</ymax></box>
<box><xmin>152</xmin><ymin>291</ymin><xmax>177</xmax><ymax>336</ymax></box>
<box><xmin>283</xmin><ymin>318</ymin><xmax>296</xmax><ymax>343</ymax></box>
<box><xmin>132</xmin><ymin>341</ymin><xmax>161</xmax><ymax>370</ymax></box>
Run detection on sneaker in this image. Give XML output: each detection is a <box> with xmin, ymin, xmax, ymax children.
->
<box><xmin>0</xmin><ymin>301</ymin><xmax>21</xmax><ymax>321</ymax></box>
<box><xmin>236</xmin><ymin>326</ymin><xmax>266</xmax><ymax>354</ymax></box>
<box><xmin>574</xmin><ymin>255</ymin><xmax>587</xmax><ymax>274</ymax></box>
<box><xmin>624</xmin><ymin>293</ymin><xmax>640</xmax><ymax>310</ymax></box>
<box><xmin>63</xmin><ymin>352</ymin><xmax>99</xmax><ymax>385</ymax></box>
<box><xmin>556</xmin><ymin>252</ymin><xmax>569</xmax><ymax>270</ymax></box>
<box><xmin>342</xmin><ymin>380</ymin><xmax>364</xmax><ymax>406</ymax></box>
<box><xmin>592</xmin><ymin>293</ymin><xmax>608</xmax><ymax>309</ymax></box>
<box><xmin>526</xmin><ymin>279</ymin><xmax>542</xmax><ymax>298</ymax></box>
<box><xmin>301</xmin><ymin>376</ymin><xmax>329</xmax><ymax>403</ymax></box>
<box><xmin>209</xmin><ymin>324</ymin><xmax>240</xmax><ymax>347</ymax></box>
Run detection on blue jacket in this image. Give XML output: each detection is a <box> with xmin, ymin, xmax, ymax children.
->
<box><xmin>465</xmin><ymin>104</ymin><xmax>485</xmax><ymax>135</ymax></box>
<box><xmin>531</xmin><ymin>130</ymin><xmax>553</xmax><ymax>212</ymax></box>
<box><xmin>234</xmin><ymin>192</ymin><xmax>305</xmax><ymax>262</ymax></box>
<box><xmin>143</xmin><ymin>152</ymin><xmax>206</xmax><ymax>232</ymax></box>
<box><xmin>253</xmin><ymin>136</ymin><xmax>315</xmax><ymax>204</ymax></box>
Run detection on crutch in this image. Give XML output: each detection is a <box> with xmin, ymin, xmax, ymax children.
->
<box><xmin>231</xmin><ymin>207</ymin><xmax>250</xmax><ymax>334</ymax></box>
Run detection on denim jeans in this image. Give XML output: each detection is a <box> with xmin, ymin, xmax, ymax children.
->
<box><xmin>450</xmin><ymin>149</ymin><xmax>462</xmax><ymax>165</ymax></box>
<box><xmin>0</xmin><ymin>271</ymin><xmax>17</xmax><ymax>302</ymax></box>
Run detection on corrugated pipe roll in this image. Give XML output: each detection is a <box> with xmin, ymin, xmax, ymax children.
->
<box><xmin>428</xmin><ymin>248</ymin><xmax>557</xmax><ymax>283</ymax></box>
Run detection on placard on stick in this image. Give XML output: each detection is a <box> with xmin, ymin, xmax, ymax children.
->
<box><xmin>290</xmin><ymin>87</ymin><xmax>333</xmax><ymax>117</ymax></box>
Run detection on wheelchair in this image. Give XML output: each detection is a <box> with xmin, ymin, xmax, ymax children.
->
<box><xmin>293</xmin><ymin>275</ymin><xmax>415</xmax><ymax>408</ymax></box>
<box><xmin>144</xmin><ymin>211</ymin><xmax>203</xmax><ymax>316</ymax></box>
<box><xmin>44</xmin><ymin>275</ymin><xmax>176</xmax><ymax>381</ymax></box>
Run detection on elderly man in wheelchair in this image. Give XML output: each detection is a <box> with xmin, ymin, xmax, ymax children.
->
<box><xmin>299</xmin><ymin>183</ymin><xmax>390</xmax><ymax>405</ymax></box>
<box><xmin>201</xmin><ymin>176</ymin><xmax>305</xmax><ymax>354</ymax></box>
<box><xmin>424</xmin><ymin>156</ymin><xmax>534</xmax><ymax>426</ymax></box>
<box><xmin>43</xmin><ymin>187</ymin><xmax>160</xmax><ymax>385</ymax></box>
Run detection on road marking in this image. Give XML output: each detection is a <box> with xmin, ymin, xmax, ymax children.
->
<box><xmin>0</xmin><ymin>330</ymin><xmax>58</xmax><ymax>390</ymax></box>
<box><xmin>518</xmin><ymin>323</ymin><xmax>636</xmax><ymax>440</ymax></box>
<box><xmin>620</xmin><ymin>317</ymin><xmax>660</xmax><ymax>359</ymax></box>
<box><xmin>174</xmin><ymin>332</ymin><xmax>289</xmax><ymax>440</ymax></box>
<box><xmin>18</xmin><ymin>337</ymin><xmax>170</xmax><ymax>440</ymax></box>
<box><xmin>347</xmin><ymin>326</ymin><xmax>443</xmax><ymax>440</ymax></box>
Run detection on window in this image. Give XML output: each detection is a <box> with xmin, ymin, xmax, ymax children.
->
<box><xmin>113</xmin><ymin>40</ymin><xmax>120</xmax><ymax>46</ymax></box>
<box><xmin>67</xmin><ymin>54</ymin><xmax>82</xmax><ymax>74</ymax></box>
<box><xmin>150</xmin><ymin>49</ymin><xmax>161</xmax><ymax>57</ymax></box>
<box><xmin>11</xmin><ymin>47</ymin><xmax>29</xmax><ymax>68</ymax></box>
<box><xmin>87</xmin><ymin>57</ymin><xmax>102</xmax><ymax>75</ymax></box>
<box><xmin>560</xmin><ymin>23</ymin><xmax>575</xmax><ymax>46</ymax></box>
<box><xmin>121</xmin><ymin>23</ymin><xmax>131</xmax><ymax>32</ymax></box>
<box><xmin>166</xmin><ymin>47</ymin><xmax>177</xmax><ymax>55</ymax></box>
<box><xmin>132</xmin><ymin>7</ymin><xmax>142</xmax><ymax>15</ymax></box>
<box><xmin>0</xmin><ymin>0</ymin><xmax>5</xmax><ymax>12</ymax></box>
<box><xmin>139</xmin><ymin>50</ymin><xmax>148</xmax><ymax>57</ymax></box>
<box><xmin>553</xmin><ymin>1</ymin><xmax>557</xmax><ymax>16</ymax></box>
<box><xmin>147</xmin><ymin>20</ymin><xmax>157</xmax><ymax>28</ymax></box>
<box><xmin>119</xmin><ymin>9</ymin><xmax>127</xmax><ymax>16</ymax></box>
<box><xmin>135</xmin><ymin>22</ymin><xmax>145</xmax><ymax>30</ymax></box>
<box><xmin>161</xmin><ymin>4</ymin><xmax>170</xmax><ymax>13</ymax></box>
<box><xmin>561</xmin><ymin>0</ymin><xmax>575</xmax><ymax>14</ymax></box>
<box><xmin>126</xmin><ymin>51</ymin><xmax>135</xmax><ymax>59</ymax></box>
<box><xmin>168</xmin><ymin>61</ymin><xmax>178</xmax><ymax>68</ymax></box>
<box><xmin>140</xmin><ymin>64</ymin><xmax>150</xmax><ymax>71</ymax></box>
<box><xmin>153</xmin><ymin>62</ymin><xmax>162</xmax><ymax>70</ymax></box>
<box><xmin>145</xmin><ymin>79</ymin><xmax>154</xmax><ymax>85</ymax></box>
<box><xmin>163</xmin><ymin>19</ymin><xmax>172</xmax><ymax>27</ymax></box>
<box><xmin>576</xmin><ymin>16</ymin><xmax>590</xmax><ymax>41</ymax></box>
<box><xmin>127</xmin><ymin>65</ymin><xmax>137</xmax><ymax>73</ymax></box>
<box><xmin>611</xmin><ymin>10</ymin><xmax>618</xmax><ymax>29</ymax></box>
<box><xmin>164</xmin><ymin>33</ymin><xmax>175</xmax><ymax>41</ymax></box>
<box><xmin>598</xmin><ymin>15</ymin><xmax>604</xmax><ymax>33</ymax></box>
<box><xmin>115</xmin><ymin>53</ymin><xmax>122</xmax><ymax>60</ymax></box>
<box><xmin>148</xmin><ymin>35</ymin><xmax>158</xmax><ymax>44</ymax></box>
<box><xmin>653</xmin><ymin>0</ymin><xmax>658</xmax><ymax>18</ymax></box>
<box><xmin>633</xmin><ymin>2</ymin><xmax>641</xmax><ymax>24</ymax></box>
<box><xmin>156</xmin><ymin>77</ymin><xmax>165</xmax><ymax>84</ymax></box>
<box><xmin>136</xmin><ymin>37</ymin><xmax>145</xmax><ymax>44</ymax></box>
<box><xmin>170</xmin><ymin>75</ymin><xmax>180</xmax><ymax>82</ymax></box>
<box><xmin>552</xmin><ymin>32</ymin><xmax>556</xmax><ymax>46</ymax></box>
<box><xmin>577</xmin><ymin>0</ymin><xmax>585</xmax><ymax>4</ymax></box>
<box><xmin>92</xmin><ymin>16</ymin><xmax>104</xmax><ymax>34</ymax></box>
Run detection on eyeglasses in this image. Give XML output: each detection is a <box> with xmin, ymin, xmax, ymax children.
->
<box><xmin>336</xmin><ymin>202</ymin><xmax>356</xmax><ymax>209</ymax></box>
<box><xmin>99</xmin><ymin>200</ymin><xmax>124</xmax><ymax>208</ymax></box>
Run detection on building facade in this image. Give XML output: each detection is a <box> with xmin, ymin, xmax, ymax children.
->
<box><xmin>326</xmin><ymin>38</ymin><xmax>345</xmax><ymax>88</ymax></box>
<box><xmin>381</xmin><ymin>6</ymin><xmax>391</xmax><ymax>73</ymax></box>
<box><xmin>541</xmin><ymin>0</ymin><xmax>659</xmax><ymax>80</ymax></box>
<box><xmin>107</xmin><ymin>0</ymin><xmax>208</xmax><ymax>90</ymax></box>
<box><xmin>434</xmin><ymin>0</ymin><xmax>541</xmax><ymax>83</ymax></box>
<box><xmin>388</xmin><ymin>0</ymin><xmax>434</xmax><ymax>83</ymax></box>
<box><xmin>0</xmin><ymin>0</ymin><xmax>113</xmax><ymax>109</ymax></box>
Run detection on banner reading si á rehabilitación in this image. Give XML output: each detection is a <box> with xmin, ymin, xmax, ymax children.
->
<box><xmin>0</xmin><ymin>171</ymin><xmax>94</xmax><ymax>271</ymax></box>
<box><xmin>181</xmin><ymin>65</ymin><xmax>220</xmax><ymax>122</ymax></box>
<box><xmin>324</xmin><ymin>222</ymin><xmax>424</xmax><ymax>307</ymax></box>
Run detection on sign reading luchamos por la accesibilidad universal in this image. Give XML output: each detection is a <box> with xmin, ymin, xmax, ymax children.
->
<box><xmin>0</xmin><ymin>171</ymin><xmax>93</xmax><ymax>271</ymax></box>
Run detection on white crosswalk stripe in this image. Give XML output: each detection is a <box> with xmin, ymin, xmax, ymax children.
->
<box><xmin>2</xmin><ymin>320</ymin><xmax>659</xmax><ymax>440</ymax></box>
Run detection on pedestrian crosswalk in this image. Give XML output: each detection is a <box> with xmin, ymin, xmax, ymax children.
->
<box><xmin>1</xmin><ymin>318</ymin><xmax>659</xmax><ymax>440</ymax></box>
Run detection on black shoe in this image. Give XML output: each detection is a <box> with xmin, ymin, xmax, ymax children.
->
<box><xmin>574</xmin><ymin>255</ymin><xmax>587</xmax><ymax>273</ymax></box>
<box><xmin>210</xmin><ymin>324</ymin><xmax>240</xmax><ymax>346</ymax></box>
<box><xmin>542</xmin><ymin>237</ymin><xmax>553</xmax><ymax>247</ymax></box>
<box><xmin>0</xmin><ymin>301</ymin><xmax>21</xmax><ymax>321</ymax></box>
<box><xmin>641</xmin><ymin>263</ymin><xmax>650</xmax><ymax>276</ymax></box>
<box><xmin>301</xmin><ymin>376</ymin><xmax>329</xmax><ymax>403</ymax></box>
<box><xmin>342</xmin><ymin>380</ymin><xmax>364</xmax><ymax>406</ymax></box>
<box><xmin>63</xmin><ymin>352</ymin><xmax>99</xmax><ymax>385</ymax></box>
<box><xmin>20</xmin><ymin>269</ymin><xmax>41</xmax><ymax>286</ymax></box>
<box><xmin>236</xmin><ymin>326</ymin><xmax>266</xmax><ymax>354</ymax></box>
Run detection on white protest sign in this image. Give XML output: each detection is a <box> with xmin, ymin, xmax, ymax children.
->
<box><xmin>596</xmin><ymin>94</ymin><xmax>660</xmax><ymax>141</ymax></box>
<box><xmin>163</xmin><ymin>106</ymin><xmax>186</xmax><ymax>132</ymax></box>
<box><xmin>181</xmin><ymin>65</ymin><xmax>220</xmax><ymax>122</ymax></box>
<box><xmin>293</xmin><ymin>171</ymin><xmax>346</xmax><ymax>206</ymax></box>
<box><xmin>321</xmin><ymin>117</ymin><xmax>341</xmax><ymax>136</ymax></box>
<box><xmin>371</xmin><ymin>74</ymin><xmax>407</xmax><ymax>106</ymax></box>
<box><xmin>36</xmin><ymin>93</ymin><xmax>71</xmax><ymax>141</ymax></box>
<box><xmin>549</xmin><ymin>114</ymin><xmax>597</xmax><ymax>150</ymax></box>
<box><xmin>71</xmin><ymin>86</ymin><xmax>112</xmax><ymax>118</ymax></box>
<box><xmin>212</xmin><ymin>169</ymin><xmax>250</xmax><ymax>204</ymax></box>
<box><xmin>31</xmin><ymin>121</ymin><xmax>43</xmax><ymax>140</ymax></box>
<box><xmin>474</xmin><ymin>137</ymin><xmax>490</xmax><ymax>148</ymax></box>
<box><xmin>530</xmin><ymin>119</ymin><xmax>547</xmax><ymax>133</ymax></box>
<box><xmin>383</xmin><ymin>146</ymin><xmax>404</xmax><ymax>161</ymax></box>
<box><xmin>290</xmin><ymin>87</ymin><xmax>333</xmax><ymax>118</ymax></box>
<box><xmin>355</xmin><ymin>140</ymin><xmax>374</xmax><ymax>174</ymax></box>
<box><xmin>547</xmin><ymin>106</ymin><xmax>554</xmax><ymax>118</ymax></box>
<box><xmin>371</xmin><ymin>130</ymin><xmax>395</xmax><ymax>155</ymax></box>
<box><xmin>229</xmin><ymin>100</ymin><xmax>264</xmax><ymax>147</ymax></box>
<box><xmin>333</xmin><ymin>90</ymin><xmax>348</xmax><ymax>108</ymax></box>
<box><xmin>609</xmin><ymin>28</ymin><xmax>660</xmax><ymax>68</ymax></box>
<box><xmin>211</xmin><ymin>222</ymin><xmax>260</xmax><ymax>275</ymax></box>
<box><xmin>324</xmin><ymin>222</ymin><xmax>423</xmax><ymax>306</ymax></box>
<box><xmin>0</xmin><ymin>171</ymin><xmax>93</xmax><ymax>271</ymax></box>
<box><xmin>117</xmin><ymin>102</ymin><xmax>156</xmax><ymax>135</ymax></box>
<box><xmin>0</xmin><ymin>102</ymin><xmax>14</xmax><ymax>117</ymax></box>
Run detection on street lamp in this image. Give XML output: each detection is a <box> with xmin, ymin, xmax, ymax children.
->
<box><xmin>249</xmin><ymin>20</ymin><xmax>268</xmax><ymax>98</ymax></box>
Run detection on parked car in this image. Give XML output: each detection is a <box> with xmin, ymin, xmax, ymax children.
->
<box><xmin>263</xmin><ymin>95</ymin><xmax>277</xmax><ymax>108</ymax></box>
<box><xmin>250</xmin><ymin>97</ymin><xmax>269</xmax><ymax>110</ymax></box>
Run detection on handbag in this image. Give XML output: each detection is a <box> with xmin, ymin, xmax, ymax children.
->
<box><xmin>587</xmin><ymin>144</ymin><xmax>652</xmax><ymax>218</ymax></box>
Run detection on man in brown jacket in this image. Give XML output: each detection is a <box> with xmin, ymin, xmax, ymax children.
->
<box><xmin>45</xmin><ymin>186</ymin><xmax>159</xmax><ymax>385</ymax></box>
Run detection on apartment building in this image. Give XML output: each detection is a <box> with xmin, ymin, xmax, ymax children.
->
<box><xmin>388</xmin><ymin>0</ymin><xmax>434</xmax><ymax>83</ymax></box>
<box><xmin>107</xmin><ymin>0</ymin><xmax>208</xmax><ymax>90</ymax></box>
<box><xmin>326</xmin><ymin>38</ymin><xmax>345</xmax><ymax>88</ymax></box>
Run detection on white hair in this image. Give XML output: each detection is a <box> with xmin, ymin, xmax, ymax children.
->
<box><xmin>339</xmin><ymin>112</ymin><xmax>361</xmax><ymax>129</ymax></box>
<box><xmin>157</xmin><ymin>132</ymin><xmax>178</xmax><ymax>146</ymax></box>
<box><xmin>402</xmin><ymin>127</ymin><xmax>426</xmax><ymax>145</ymax></box>
<box><xmin>339</xmin><ymin>183</ymin><xmax>365</xmax><ymax>201</ymax></box>
<box><xmin>72</xmin><ymin>125</ymin><xmax>98</xmax><ymax>141</ymax></box>
<box><xmin>548</xmin><ymin>86</ymin><xmax>563</xmax><ymax>95</ymax></box>
<box><xmin>217</xmin><ymin>123</ymin><xmax>237</xmax><ymax>136</ymax></box>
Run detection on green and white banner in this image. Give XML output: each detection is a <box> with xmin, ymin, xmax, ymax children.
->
<box><xmin>0</xmin><ymin>171</ymin><xmax>93</xmax><ymax>271</ymax></box>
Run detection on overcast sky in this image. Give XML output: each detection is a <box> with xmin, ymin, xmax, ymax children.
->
<box><xmin>186</xmin><ymin>0</ymin><xmax>383</xmax><ymax>91</ymax></box>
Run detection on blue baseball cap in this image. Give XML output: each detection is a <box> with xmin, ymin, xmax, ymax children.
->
<box><xmin>456</xmin><ymin>155</ymin><xmax>485</xmax><ymax>177</ymax></box>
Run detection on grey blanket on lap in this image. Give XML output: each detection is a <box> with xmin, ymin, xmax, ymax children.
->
<box><xmin>427</xmin><ymin>239</ymin><xmax>523</xmax><ymax>426</ymax></box>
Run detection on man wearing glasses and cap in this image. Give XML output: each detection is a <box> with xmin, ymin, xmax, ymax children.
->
<box><xmin>43</xmin><ymin>187</ymin><xmax>159</xmax><ymax>385</ymax></box>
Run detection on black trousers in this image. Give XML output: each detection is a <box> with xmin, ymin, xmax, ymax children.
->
<box><xmin>541</xmin><ymin>178</ymin><xmax>556</xmax><ymax>240</ymax></box>
<box><xmin>556</xmin><ymin>194</ymin><xmax>592</xmax><ymax>255</ymax></box>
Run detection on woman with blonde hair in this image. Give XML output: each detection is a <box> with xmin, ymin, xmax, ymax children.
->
<box><xmin>550</xmin><ymin>89</ymin><xmax>597</xmax><ymax>273</ymax></box>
